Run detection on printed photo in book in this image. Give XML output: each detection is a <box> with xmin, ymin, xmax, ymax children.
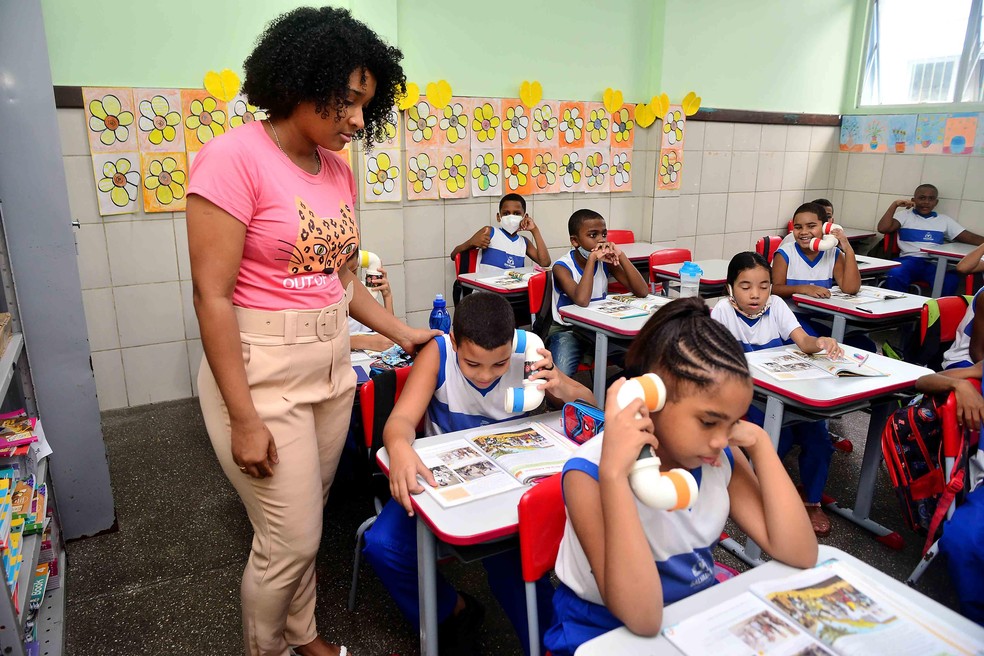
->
<box><xmin>477</xmin><ymin>269</ymin><xmax>535</xmax><ymax>289</ymax></box>
<box><xmin>748</xmin><ymin>350</ymin><xmax>885</xmax><ymax>381</ymax></box>
<box><xmin>586</xmin><ymin>299</ymin><xmax>649</xmax><ymax>320</ymax></box>
<box><xmin>827</xmin><ymin>287</ymin><xmax>905</xmax><ymax>306</ymax></box>
<box><xmin>607</xmin><ymin>294</ymin><xmax>670</xmax><ymax>313</ymax></box>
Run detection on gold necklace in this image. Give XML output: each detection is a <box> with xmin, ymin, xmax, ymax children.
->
<box><xmin>269</xmin><ymin>120</ymin><xmax>321</xmax><ymax>174</ymax></box>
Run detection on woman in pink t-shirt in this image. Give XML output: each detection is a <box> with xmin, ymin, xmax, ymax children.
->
<box><xmin>187</xmin><ymin>8</ymin><xmax>434</xmax><ymax>656</ymax></box>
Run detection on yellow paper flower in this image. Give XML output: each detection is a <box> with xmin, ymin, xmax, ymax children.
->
<box><xmin>585</xmin><ymin>152</ymin><xmax>609</xmax><ymax>189</ymax></box>
<box><xmin>407</xmin><ymin>153</ymin><xmax>437</xmax><ymax>194</ymax></box>
<box><xmin>230</xmin><ymin>99</ymin><xmax>268</xmax><ymax>129</ymax></box>
<box><xmin>587</xmin><ymin>108</ymin><xmax>609</xmax><ymax>144</ymax></box>
<box><xmin>97</xmin><ymin>158</ymin><xmax>139</xmax><ymax>207</ymax></box>
<box><xmin>407</xmin><ymin>102</ymin><xmax>437</xmax><ymax>142</ymax></box>
<box><xmin>472</xmin><ymin>152</ymin><xmax>500</xmax><ymax>191</ymax></box>
<box><xmin>185</xmin><ymin>97</ymin><xmax>226</xmax><ymax>144</ymax></box>
<box><xmin>89</xmin><ymin>94</ymin><xmax>134</xmax><ymax>146</ymax></box>
<box><xmin>561</xmin><ymin>152</ymin><xmax>582</xmax><ymax>188</ymax></box>
<box><xmin>612</xmin><ymin>108</ymin><xmax>634</xmax><ymax>143</ymax></box>
<box><xmin>503</xmin><ymin>105</ymin><xmax>528</xmax><ymax>144</ymax></box>
<box><xmin>663</xmin><ymin>109</ymin><xmax>684</xmax><ymax>145</ymax></box>
<box><xmin>472</xmin><ymin>103</ymin><xmax>500</xmax><ymax>143</ymax></box>
<box><xmin>144</xmin><ymin>157</ymin><xmax>187</xmax><ymax>205</ymax></box>
<box><xmin>439</xmin><ymin>153</ymin><xmax>467</xmax><ymax>193</ymax></box>
<box><xmin>531</xmin><ymin>152</ymin><xmax>558</xmax><ymax>190</ymax></box>
<box><xmin>559</xmin><ymin>107</ymin><xmax>583</xmax><ymax>144</ymax></box>
<box><xmin>532</xmin><ymin>105</ymin><xmax>558</xmax><ymax>143</ymax></box>
<box><xmin>659</xmin><ymin>151</ymin><xmax>682</xmax><ymax>184</ymax></box>
<box><xmin>439</xmin><ymin>102</ymin><xmax>467</xmax><ymax>144</ymax></box>
<box><xmin>610</xmin><ymin>152</ymin><xmax>631</xmax><ymax>188</ymax></box>
<box><xmin>138</xmin><ymin>95</ymin><xmax>181</xmax><ymax>145</ymax></box>
<box><xmin>367</xmin><ymin>152</ymin><xmax>399</xmax><ymax>195</ymax></box>
<box><xmin>504</xmin><ymin>153</ymin><xmax>529</xmax><ymax>190</ymax></box>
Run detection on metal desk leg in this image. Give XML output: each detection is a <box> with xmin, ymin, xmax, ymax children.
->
<box><xmin>831</xmin><ymin>315</ymin><xmax>847</xmax><ymax>343</ymax></box>
<box><xmin>417</xmin><ymin>518</ymin><xmax>439</xmax><ymax>656</ymax></box>
<box><xmin>824</xmin><ymin>402</ymin><xmax>903</xmax><ymax>548</ymax></box>
<box><xmin>594</xmin><ymin>333</ymin><xmax>609</xmax><ymax>409</ymax></box>
<box><xmin>932</xmin><ymin>256</ymin><xmax>947</xmax><ymax>297</ymax></box>
<box><xmin>762</xmin><ymin>395</ymin><xmax>785</xmax><ymax>449</ymax></box>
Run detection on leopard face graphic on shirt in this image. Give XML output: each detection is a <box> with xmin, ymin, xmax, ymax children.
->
<box><xmin>278</xmin><ymin>197</ymin><xmax>360</xmax><ymax>276</ymax></box>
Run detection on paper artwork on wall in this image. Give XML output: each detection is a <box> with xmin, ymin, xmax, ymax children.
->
<box><xmin>437</xmin><ymin>149</ymin><xmax>470</xmax><ymax>199</ymax></box>
<box><xmin>583</xmin><ymin>147</ymin><xmax>611</xmax><ymax>192</ymax></box>
<box><xmin>610</xmin><ymin>104</ymin><xmax>635</xmax><ymax>149</ymax></box>
<box><xmin>83</xmin><ymin>87</ymin><xmax>137</xmax><ymax>153</ymax></box>
<box><xmin>558</xmin><ymin>102</ymin><xmax>586</xmax><ymax>148</ymax></box>
<box><xmin>373</xmin><ymin>106</ymin><xmax>402</xmax><ymax>149</ymax></box>
<box><xmin>132</xmin><ymin>89</ymin><xmax>184</xmax><ymax>153</ymax></box>
<box><xmin>558</xmin><ymin>150</ymin><xmax>586</xmax><ymax>192</ymax></box>
<box><xmin>658</xmin><ymin>149</ymin><xmax>683</xmax><ymax>190</ymax></box>
<box><xmin>91</xmin><ymin>152</ymin><xmax>140</xmax><ymax>215</ymax></box>
<box><xmin>530</xmin><ymin>149</ymin><xmax>560</xmax><ymax>194</ymax></box>
<box><xmin>181</xmin><ymin>89</ymin><xmax>227</xmax><ymax>152</ymax></box>
<box><xmin>405</xmin><ymin>100</ymin><xmax>440</xmax><ymax>147</ymax></box>
<box><xmin>657</xmin><ymin>104</ymin><xmax>686</xmax><ymax>191</ymax></box>
<box><xmin>363</xmin><ymin>148</ymin><xmax>402</xmax><ymax>203</ymax></box>
<box><xmin>942</xmin><ymin>113</ymin><xmax>976</xmax><ymax>154</ymax></box>
<box><xmin>470</xmin><ymin>149</ymin><xmax>503</xmax><ymax>197</ymax></box>
<box><xmin>502</xmin><ymin>149</ymin><xmax>535</xmax><ymax>195</ymax></box>
<box><xmin>584</xmin><ymin>102</ymin><xmax>610</xmax><ymax>147</ymax></box>
<box><xmin>501</xmin><ymin>99</ymin><xmax>531</xmax><ymax>148</ymax></box>
<box><xmin>227</xmin><ymin>93</ymin><xmax>269</xmax><ymax>130</ymax></box>
<box><xmin>437</xmin><ymin>98</ymin><xmax>472</xmax><ymax>147</ymax></box>
<box><xmin>470</xmin><ymin>99</ymin><xmax>502</xmax><ymax>150</ymax></box>
<box><xmin>530</xmin><ymin>101</ymin><xmax>560</xmax><ymax>148</ymax></box>
<box><xmin>405</xmin><ymin>148</ymin><xmax>440</xmax><ymax>201</ymax></box>
<box><xmin>838</xmin><ymin>114</ymin><xmax>916</xmax><ymax>153</ymax></box>
<box><xmin>140</xmin><ymin>152</ymin><xmax>188</xmax><ymax>213</ymax></box>
<box><xmin>609</xmin><ymin>150</ymin><xmax>631</xmax><ymax>192</ymax></box>
<box><xmin>841</xmin><ymin>112</ymin><xmax>984</xmax><ymax>155</ymax></box>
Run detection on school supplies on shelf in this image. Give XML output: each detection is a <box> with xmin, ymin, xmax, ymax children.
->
<box><xmin>0</xmin><ymin>410</ymin><xmax>37</xmax><ymax>449</ymax></box>
<box><xmin>748</xmin><ymin>349</ymin><xmax>885</xmax><ymax>381</ymax></box>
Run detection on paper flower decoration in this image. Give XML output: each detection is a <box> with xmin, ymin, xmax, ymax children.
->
<box><xmin>185</xmin><ymin>97</ymin><xmax>226</xmax><ymax>144</ymax></box>
<box><xmin>472</xmin><ymin>102</ymin><xmax>500</xmax><ymax>143</ymax></box>
<box><xmin>560</xmin><ymin>152</ymin><xmax>582</xmax><ymax>188</ymax></box>
<box><xmin>559</xmin><ymin>106</ymin><xmax>583</xmax><ymax>144</ymax></box>
<box><xmin>398</xmin><ymin>82</ymin><xmax>420</xmax><ymax>110</ymax></box>
<box><xmin>612</xmin><ymin>108</ymin><xmax>633</xmax><ymax>143</ymax></box>
<box><xmin>439</xmin><ymin>153</ymin><xmax>467</xmax><ymax>193</ymax></box>
<box><xmin>587</xmin><ymin>107</ymin><xmax>609</xmax><ymax>144</ymax></box>
<box><xmin>585</xmin><ymin>152</ymin><xmax>609</xmax><ymax>189</ymax></box>
<box><xmin>472</xmin><ymin>152</ymin><xmax>501</xmax><ymax>192</ymax></box>
<box><xmin>144</xmin><ymin>156</ymin><xmax>187</xmax><ymax>205</ymax></box>
<box><xmin>504</xmin><ymin>152</ymin><xmax>529</xmax><ymax>191</ymax></box>
<box><xmin>610</xmin><ymin>152</ymin><xmax>631</xmax><ymax>188</ymax></box>
<box><xmin>97</xmin><ymin>158</ymin><xmax>140</xmax><ymax>207</ymax></box>
<box><xmin>407</xmin><ymin>102</ymin><xmax>437</xmax><ymax>142</ymax></box>
<box><xmin>659</xmin><ymin>151</ymin><xmax>682</xmax><ymax>184</ymax></box>
<box><xmin>440</xmin><ymin>102</ymin><xmax>468</xmax><ymax>144</ymax></box>
<box><xmin>531</xmin><ymin>152</ymin><xmax>558</xmax><ymax>190</ymax></box>
<box><xmin>532</xmin><ymin>105</ymin><xmax>558</xmax><ymax>143</ymax></box>
<box><xmin>407</xmin><ymin>153</ymin><xmax>438</xmax><ymax>194</ymax></box>
<box><xmin>89</xmin><ymin>94</ymin><xmax>134</xmax><ymax>146</ymax></box>
<box><xmin>519</xmin><ymin>80</ymin><xmax>543</xmax><ymax>108</ymax></box>
<box><xmin>663</xmin><ymin>109</ymin><xmax>685</xmax><ymax>145</ymax></box>
<box><xmin>366</xmin><ymin>152</ymin><xmax>399</xmax><ymax>195</ymax></box>
<box><xmin>137</xmin><ymin>95</ymin><xmax>181</xmax><ymax>145</ymax></box>
<box><xmin>503</xmin><ymin>105</ymin><xmax>529</xmax><ymax>144</ymax></box>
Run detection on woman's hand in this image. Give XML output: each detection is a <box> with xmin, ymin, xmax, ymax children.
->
<box><xmin>815</xmin><ymin>337</ymin><xmax>843</xmax><ymax>359</ymax></box>
<box><xmin>388</xmin><ymin>441</ymin><xmax>437</xmax><ymax>515</ymax></box>
<box><xmin>801</xmin><ymin>285</ymin><xmax>831</xmax><ymax>298</ymax></box>
<box><xmin>396</xmin><ymin>326</ymin><xmax>442</xmax><ymax>356</ymax></box>
<box><xmin>598</xmin><ymin>379</ymin><xmax>657</xmax><ymax>480</ymax></box>
<box><xmin>231</xmin><ymin>417</ymin><xmax>280</xmax><ymax>478</ymax></box>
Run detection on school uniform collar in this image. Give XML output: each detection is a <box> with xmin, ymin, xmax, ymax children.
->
<box><xmin>793</xmin><ymin>242</ymin><xmax>824</xmax><ymax>267</ymax></box>
<box><xmin>913</xmin><ymin>210</ymin><xmax>938</xmax><ymax>218</ymax></box>
<box><xmin>498</xmin><ymin>227</ymin><xmax>522</xmax><ymax>242</ymax></box>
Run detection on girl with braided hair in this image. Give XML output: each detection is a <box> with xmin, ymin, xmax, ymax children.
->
<box><xmin>543</xmin><ymin>298</ymin><xmax>817</xmax><ymax>655</ymax></box>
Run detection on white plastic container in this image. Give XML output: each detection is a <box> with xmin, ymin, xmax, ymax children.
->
<box><xmin>678</xmin><ymin>261</ymin><xmax>703</xmax><ymax>298</ymax></box>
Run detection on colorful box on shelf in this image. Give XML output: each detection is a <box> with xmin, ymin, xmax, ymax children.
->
<box><xmin>0</xmin><ymin>313</ymin><xmax>11</xmax><ymax>358</ymax></box>
<box><xmin>0</xmin><ymin>410</ymin><xmax>37</xmax><ymax>449</ymax></box>
<box><xmin>25</xmin><ymin>484</ymin><xmax>46</xmax><ymax>535</ymax></box>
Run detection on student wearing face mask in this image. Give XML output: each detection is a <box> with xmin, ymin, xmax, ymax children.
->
<box><xmin>450</xmin><ymin>193</ymin><xmax>551</xmax><ymax>277</ymax></box>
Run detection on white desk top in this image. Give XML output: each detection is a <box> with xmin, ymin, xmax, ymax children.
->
<box><xmin>559</xmin><ymin>297</ymin><xmax>672</xmax><ymax>337</ymax></box>
<box><xmin>574</xmin><ymin>545</ymin><xmax>984</xmax><ymax>655</ymax></box>
<box><xmin>619</xmin><ymin>241</ymin><xmax>677</xmax><ymax>262</ymax></box>
<box><xmin>792</xmin><ymin>285</ymin><xmax>926</xmax><ymax>320</ymax></box>
<box><xmin>855</xmin><ymin>254</ymin><xmax>901</xmax><ymax>273</ymax></box>
<box><xmin>919</xmin><ymin>242</ymin><xmax>978</xmax><ymax>258</ymax></box>
<box><xmin>747</xmin><ymin>344</ymin><xmax>931</xmax><ymax>411</ymax></box>
<box><xmin>841</xmin><ymin>227</ymin><xmax>876</xmax><ymax>240</ymax></box>
<box><xmin>377</xmin><ymin>412</ymin><xmax>564</xmax><ymax>545</ymax></box>
<box><xmin>456</xmin><ymin>268</ymin><xmax>537</xmax><ymax>293</ymax></box>
<box><xmin>650</xmin><ymin>259</ymin><xmax>730</xmax><ymax>284</ymax></box>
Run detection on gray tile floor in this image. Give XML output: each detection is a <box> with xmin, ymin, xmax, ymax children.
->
<box><xmin>65</xmin><ymin>394</ymin><xmax>959</xmax><ymax>655</ymax></box>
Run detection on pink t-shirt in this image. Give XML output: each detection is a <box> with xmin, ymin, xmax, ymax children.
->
<box><xmin>188</xmin><ymin>120</ymin><xmax>359</xmax><ymax>311</ymax></box>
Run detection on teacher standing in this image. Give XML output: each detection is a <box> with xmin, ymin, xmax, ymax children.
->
<box><xmin>187</xmin><ymin>7</ymin><xmax>433</xmax><ymax>656</ymax></box>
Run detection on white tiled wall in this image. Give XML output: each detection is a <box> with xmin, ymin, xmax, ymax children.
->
<box><xmin>60</xmin><ymin>104</ymin><xmax>837</xmax><ymax>409</ymax></box>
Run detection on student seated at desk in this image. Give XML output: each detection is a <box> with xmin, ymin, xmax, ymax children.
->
<box><xmin>779</xmin><ymin>198</ymin><xmax>835</xmax><ymax>247</ymax></box>
<box><xmin>711</xmin><ymin>251</ymin><xmax>844</xmax><ymax>537</ymax></box>
<box><xmin>347</xmin><ymin>250</ymin><xmax>395</xmax><ymax>352</ymax></box>
<box><xmin>548</xmin><ymin>209</ymin><xmax>649</xmax><ymax>376</ymax></box>
<box><xmin>449</xmin><ymin>193</ymin><xmax>551</xmax><ymax>277</ymax></box>
<box><xmin>363</xmin><ymin>292</ymin><xmax>594</xmax><ymax>656</ymax></box>
<box><xmin>941</xmin><ymin>284</ymin><xmax>984</xmax><ymax>370</ymax></box>
<box><xmin>543</xmin><ymin>299</ymin><xmax>817</xmax><ymax>656</ymax></box>
<box><xmin>915</xmin><ymin>361</ymin><xmax>984</xmax><ymax>430</ymax></box>
<box><xmin>877</xmin><ymin>183</ymin><xmax>984</xmax><ymax>295</ymax></box>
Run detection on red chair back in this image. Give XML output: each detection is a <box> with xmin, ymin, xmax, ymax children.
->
<box><xmin>527</xmin><ymin>271</ymin><xmax>548</xmax><ymax>317</ymax></box>
<box><xmin>454</xmin><ymin>249</ymin><xmax>478</xmax><ymax>276</ymax></box>
<box><xmin>606</xmin><ymin>229</ymin><xmax>635</xmax><ymax>244</ymax></box>
<box><xmin>919</xmin><ymin>296</ymin><xmax>971</xmax><ymax>346</ymax></box>
<box><xmin>648</xmin><ymin>248</ymin><xmax>693</xmax><ymax>293</ymax></box>
<box><xmin>755</xmin><ymin>235</ymin><xmax>783</xmax><ymax>264</ymax></box>
<box><xmin>518</xmin><ymin>473</ymin><xmax>566</xmax><ymax>582</ymax></box>
<box><xmin>359</xmin><ymin>366</ymin><xmax>414</xmax><ymax>449</ymax></box>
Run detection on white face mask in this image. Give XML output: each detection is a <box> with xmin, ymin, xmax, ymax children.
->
<box><xmin>500</xmin><ymin>214</ymin><xmax>522</xmax><ymax>234</ymax></box>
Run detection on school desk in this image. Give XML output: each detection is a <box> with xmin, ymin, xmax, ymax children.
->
<box><xmin>919</xmin><ymin>242</ymin><xmax>978</xmax><ymax>297</ymax></box>
<box><xmin>841</xmin><ymin>227</ymin><xmax>877</xmax><ymax>243</ymax></box>
<box><xmin>855</xmin><ymin>254</ymin><xmax>901</xmax><ymax>282</ymax></box>
<box><xmin>573</xmin><ymin>545</ymin><xmax>984</xmax><ymax>655</ymax></box>
<box><xmin>456</xmin><ymin>267</ymin><xmax>536</xmax><ymax>298</ymax></box>
<box><xmin>791</xmin><ymin>285</ymin><xmax>926</xmax><ymax>342</ymax></box>
<box><xmin>377</xmin><ymin>412</ymin><xmax>565</xmax><ymax>656</ymax></box>
<box><xmin>558</xmin><ymin>297</ymin><xmax>674</xmax><ymax>407</ymax></box>
<box><xmin>650</xmin><ymin>258</ymin><xmax>730</xmax><ymax>297</ymax></box>
<box><xmin>732</xmin><ymin>345</ymin><xmax>931</xmax><ymax>565</ymax></box>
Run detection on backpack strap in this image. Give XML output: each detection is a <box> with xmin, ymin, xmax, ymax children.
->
<box><xmin>923</xmin><ymin>433</ymin><xmax>967</xmax><ymax>556</ymax></box>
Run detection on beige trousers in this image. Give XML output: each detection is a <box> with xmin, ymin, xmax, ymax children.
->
<box><xmin>198</xmin><ymin>290</ymin><xmax>357</xmax><ymax>656</ymax></box>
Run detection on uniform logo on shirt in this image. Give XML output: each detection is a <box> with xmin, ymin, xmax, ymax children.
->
<box><xmin>923</xmin><ymin>232</ymin><xmax>934</xmax><ymax>241</ymax></box>
<box><xmin>505</xmin><ymin>255</ymin><xmax>515</xmax><ymax>268</ymax></box>
<box><xmin>279</xmin><ymin>197</ymin><xmax>360</xmax><ymax>277</ymax></box>
<box><xmin>690</xmin><ymin>554</ymin><xmax>714</xmax><ymax>588</ymax></box>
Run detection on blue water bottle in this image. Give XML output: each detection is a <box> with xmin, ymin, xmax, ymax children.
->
<box><xmin>429</xmin><ymin>293</ymin><xmax>451</xmax><ymax>333</ymax></box>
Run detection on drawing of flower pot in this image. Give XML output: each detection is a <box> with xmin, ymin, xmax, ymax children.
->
<box><xmin>866</xmin><ymin>123</ymin><xmax>883</xmax><ymax>151</ymax></box>
<box><xmin>895</xmin><ymin>142</ymin><xmax>906</xmax><ymax>153</ymax></box>
<box><xmin>891</xmin><ymin>129</ymin><xmax>907</xmax><ymax>153</ymax></box>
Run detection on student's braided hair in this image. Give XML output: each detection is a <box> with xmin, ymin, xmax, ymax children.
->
<box><xmin>626</xmin><ymin>297</ymin><xmax>750</xmax><ymax>398</ymax></box>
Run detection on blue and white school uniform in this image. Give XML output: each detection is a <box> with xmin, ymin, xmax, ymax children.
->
<box><xmin>363</xmin><ymin>334</ymin><xmax>552</xmax><ymax>653</ymax></box>
<box><xmin>548</xmin><ymin>250</ymin><xmax>610</xmax><ymax>376</ymax></box>
<box><xmin>942</xmin><ymin>288</ymin><xmax>984</xmax><ymax>370</ymax></box>
<box><xmin>886</xmin><ymin>209</ymin><xmax>967</xmax><ymax>295</ymax></box>
<box><xmin>551</xmin><ymin>250</ymin><xmax>609</xmax><ymax>325</ymax></box>
<box><xmin>476</xmin><ymin>226</ymin><xmax>529</xmax><ymax>277</ymax></box>
<box><xmin>544</xmin><ymin>434</ymin><xmax>734</xmax><ymax>656</ymax></box>
<box><xmin>710</xmin><ymin>298</ymin><xmax>832</xmax><ymax>504</ymax></box>
<box><xmin>775</xmin><ymin>241</ymin><xmax>839</xmax><ymax>289</ymax></box>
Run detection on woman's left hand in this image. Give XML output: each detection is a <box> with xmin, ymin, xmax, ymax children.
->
<box><xmin>397</xmin><ymin>326</ymin><xmax>442</xmax><ymax>355</ymax></box>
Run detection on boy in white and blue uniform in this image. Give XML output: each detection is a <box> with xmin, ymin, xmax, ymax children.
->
<box><xmin>364</xmin><ymin>292</ymin><xmax>593</xmax><ymax>655</ymax></box>
<box><xmin>942</xmin><ymin>288</ymin><xmax>984</xmax><ymax>370</ymax></box>
<box><xmin>548</xmin><ymin>209</ymin><xmax>650</xmax><ymax>375</ymax></box>
<box><xmin>449</xmin><ymin>193</ymin><xmax>552</xmax><ymax>278</ymax></box>
<box><xmin>878</xmin><ymin>183</ymin><xmax>984</xmax><ymax>295</ymax></box>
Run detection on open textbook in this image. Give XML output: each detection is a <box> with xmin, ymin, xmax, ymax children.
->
<box><xmin>477</xmin><ymin>269</ymin><xmax>535</xmax><ymax>289</ymax></box>
<box><xmin>416</xmin><ymin>422</ymin><xmax>575</xmax><ymax>507</ymax></box>
<box><xmin>663</xmin><ymin>559</ymin><xmax>983</xmax><ymax>656</ymax></box>
<box><xmin>825</xmin><ymin>287</ymin><xmax>906</xmax><ymax>306</ymax></box>
<box><xmin>585</xmin><ymin>295</ymin><xmax>669</xmax><ymax>320</ymax></box>
<box><xmin>748</xmin><ymin>350</ymin><xmax>885</xmax><ymax>381</ymax></box>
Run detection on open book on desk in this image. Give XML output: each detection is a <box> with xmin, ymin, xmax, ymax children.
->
<box><xmin>748</xmin><ymin>350</ymin><xmax>885</xmax><ymax>381</ymax></box>
<box><xmin>663</xmin><ymin>559</ymin><xmax>983</xmax><ymax>656</ymax></box>
<box><xmin>417</xmin><ymin>422</ymin><xmax>574</xmax><ymax>507</ymax></box>
<box><xmin>827</xmin><ymin>287</ymin><xmax>905</xmax><ymax>306</ymax></box>
<box><xmin>585</xmin><ymin>295</ymin><xmax>668</xmax><ymax>320</ymax></box>
<box><xmin>477</xmin><ymin>269</ymin><xmax>535</xmax><ymax>289</ymax></box>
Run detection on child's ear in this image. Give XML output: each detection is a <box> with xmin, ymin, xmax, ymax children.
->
<box><xmin>495</xmin><ymin>213</ymin><xmax>501</xmax><ymax>221</ymax></box>
<box><xmin>449</xmin><ymin>332</ymin><xmax>458</xmax><ymax>351</ymax></box>
<box><xmin>570</xmin><ymin>235</ymin><xmax>579</xmax><ymax>247</ymax></box>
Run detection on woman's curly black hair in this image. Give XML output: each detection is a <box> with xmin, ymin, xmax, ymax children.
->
<box><xmin>242</xmin><ymin>6</ymin><xmax>405</xmax><ymax>149</ymax></box>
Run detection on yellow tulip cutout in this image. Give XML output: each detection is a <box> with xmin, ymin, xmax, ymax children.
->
<box><xmin>519</xmin><ymin>80</ymin><xmax>543</xmax><ymax>109</ymax></box>
<box><xmin>425</xmin><ymin>80</ymin><xmax>453</xmax><ymax>109</ymax></box>
<box><xmin>398</xmin><ymin>82</ymin><xmax>420</xmax><ymax>111</ymax></box>
<box><xmin>603</xmin><ymin>88</ymin><xmax>624</xmax><ymax>114</ymax></box>
<box><xmin>635</xmin><ymin>102</ymin><xmax>657</xmax><ymax>128</ymax></box>
<box><xmin>652</xmin><ymin>93</ymin><xmax>670</xmax><ymax>120</ymax></box>
<box><xmin>203</xmin><ymin>69</ymin><xmax>240</xmax><ymax>103</ymax></box>
<box><xmin>682</xmin><ymin>91</ymin><xmax>702</xmax><ymax>116</ymax></box>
